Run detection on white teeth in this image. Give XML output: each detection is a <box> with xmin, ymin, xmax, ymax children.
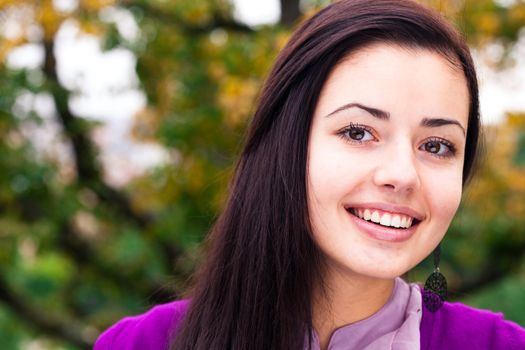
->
<box><xmin>380</xmin><ymin>213</ymin><xmax>391</xmax><ymax>226</ymax></box>
<box><xmin>351</xmin><ymin>208</ymin><xmax>415</xmax><ymax>229</ymax></box>
<box><xmin>371</xmin><ymin>211</ymin><xmax>381</xmax><ymax>223</ymax></box>
<box><xmin>391</xmin><ymin>215</ymin><xmax>401</xmax><ymax>228</ymax></box>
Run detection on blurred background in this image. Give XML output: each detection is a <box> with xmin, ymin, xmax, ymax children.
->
<box><xmin>0</xmin><ymin>0</ymin><xmax>524</xmax><ymax>348</ymax></box>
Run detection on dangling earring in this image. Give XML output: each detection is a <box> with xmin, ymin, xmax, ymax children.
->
<box><xmin>423</xmin><ymin>243</ymin><xmax>447</xmax><ymax>312</ymax></box>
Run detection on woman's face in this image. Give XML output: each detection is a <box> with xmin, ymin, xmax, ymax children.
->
<box><xmin>307</xmin><ymin>44</ymin><xmax>469</xmax><ymax>279</ymax></box>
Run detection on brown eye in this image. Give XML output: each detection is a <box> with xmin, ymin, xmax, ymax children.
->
<box><xmin>339</xmin><ymin>124</ymin><xmax>375</xmax><ymax>143</ymax></box>
<box><xmin>424</xmin><ymin>141</ymin><xmax>441</xmax><ymax>154</ymax></box>
<box><xmin>419</xmin><ymin>138</ymin><xmax>456</xmax><ymax>158</ymax></box>
<box><xmin>349</xmin><ymin>128</ymin><xmax>365</xmax><ymax>140</ymax></box>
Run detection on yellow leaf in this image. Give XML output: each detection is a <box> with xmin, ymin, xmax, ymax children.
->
<box><xmin>475</xmin><ymin>13</ymin><xmax>501</xmax><ymax>35</ymax></box>
<box><xmin>37</xmin><ymin>0</ymin><xmax>64</xmax><ymax>39</ymax></box>
<box><xmin>80</xmin><ymin>0</ymin><xmax>115</xmax><ymax>12</ymax></box>
<box><xmin>78</xmin><ymin>20</ymin><xmax>105</xmax><ymax>36</ymax></box>
<box><xmin>509</xmin><ymin>4</ymin><xmax>525</xmax><ymax>24</ymax></box>
<box><xmin>131</xmin><ymin>107</ymin><xmax>161</xmax><ymax>143</ymax></box>
<box><xmin>0</xmin><ymin>36</ymin><xmax>26</xmax><ymax>62</ymax></box>
<box><xmin>217</xmin><ymin>76</ymin><xmax>259</xmax><ymax>126</ymax></box>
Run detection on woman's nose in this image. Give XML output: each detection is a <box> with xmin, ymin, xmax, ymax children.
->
<box><xmin>372</xmin><ymin>142</ymin><xmax>421</xmax><ymax>194</ymax></box>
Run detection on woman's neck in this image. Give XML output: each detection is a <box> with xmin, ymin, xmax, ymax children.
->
<box><xmin>312</xmin><ymin>268</ymin><xmax>395</xmax><ymax>350</ymax></box>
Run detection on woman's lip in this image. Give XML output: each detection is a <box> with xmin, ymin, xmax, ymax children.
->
<box><xmin>346</xmin><ymin>209</ymin><xmax>418</xmax><ymax>242</ymax></box>
<box><xmin>345</xmin><ymin>202</ymin><xmax>425</xmax><ymax>221</ymax></box>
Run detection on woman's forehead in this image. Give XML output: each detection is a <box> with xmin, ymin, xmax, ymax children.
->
<box><xmin>314</xmin><ymin>43</ymin><xmax>469</xmax><ymax>127</ymax></box>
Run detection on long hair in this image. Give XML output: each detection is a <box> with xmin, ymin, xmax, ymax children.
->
<box><xmin>171</xmin><ymin>1</ymin><xmax>481</xmax><ymax>349</ymax></box>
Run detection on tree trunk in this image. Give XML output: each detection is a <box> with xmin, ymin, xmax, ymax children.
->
<box><xmin>280</xmin><ymin>0</ymin><xmax>302</xmax><ymax>27</ymax></box>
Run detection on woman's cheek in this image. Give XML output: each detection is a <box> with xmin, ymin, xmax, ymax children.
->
<box><xmin>427</xmin><ymin>168</ymin><xmax>463</xmax><ymax>228</ymax></box>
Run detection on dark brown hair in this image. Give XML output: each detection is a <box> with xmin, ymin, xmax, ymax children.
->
<box><xmin>171</xmin><ymin>0</ymin><xmax>480</xmax><ymax>349</ymax></box>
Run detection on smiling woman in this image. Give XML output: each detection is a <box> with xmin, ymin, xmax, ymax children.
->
<box><xmin>307</xmin><ymin>46</ymin><xmax>469</xmax><ymax>346</ymax></box>
<box><xmin>94</xmin><ymin>1</ymin><xmax>525</xmax><ymax>350</ymax></box>
<box><xmin>308</xmin><ymin>44</ymin><xmax>468</xmax><ymax>274</ymax></box>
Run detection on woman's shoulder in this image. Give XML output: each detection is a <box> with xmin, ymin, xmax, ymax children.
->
<box><xmin>94</xmin><ymin>299</ymin><xmax>190</xmax><ymax>350</ymax></box>
<box><xmin>421</xmin><ymin>300</ymin><xmax>525</xmax><ymax>350</ymax></box>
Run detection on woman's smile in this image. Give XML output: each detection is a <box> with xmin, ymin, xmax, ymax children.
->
<box><xmin>346</xmin><ymin>202</ymin><xmax>424</xmax><ymax>227</ymax></box>
<box><xmin>351</xmin><ymin>208</ymin><xmax>415</xmax><ymax>229</ymax></box>
<box><xmin>345</xmin><ymin>204</ymin><xmax>423</xmax><ymax>242</ymax></box>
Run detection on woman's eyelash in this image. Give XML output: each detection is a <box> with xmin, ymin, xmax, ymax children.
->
<box><xmin>420</xmin><ymin>137</ymin><xmax>457</xmax><ymax>158</ymax></box>
<box><xmin>337</xmin><ymin>123</ymin><xmax>376</xmax><ymax>143</ymax></box>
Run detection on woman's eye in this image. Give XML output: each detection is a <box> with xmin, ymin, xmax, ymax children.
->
<box><xmin>420</xmin><ymin>139</ymin><xmax>456</xmax><ymax>158</ymax></box>
<box><xmin>339</xmin><ymin>124</ymin><xmax>375</xmax><ymax>142</ymax></box>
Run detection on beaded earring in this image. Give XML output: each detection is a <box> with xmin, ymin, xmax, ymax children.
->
<box><xmin>423</xmin><ymin>244</ymin><xmax>447</xmax><ymax>312</ymax></box>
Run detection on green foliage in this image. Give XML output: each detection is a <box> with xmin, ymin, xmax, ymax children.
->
<box><xmin>464</xmin><ymin>274</ymin><xmax>525</xmax><ymax>325</ymax></box>
<box><xmin>514</xmin><ymin>133</ymin><xmax>525</xmax><ymax>165</ymax></box>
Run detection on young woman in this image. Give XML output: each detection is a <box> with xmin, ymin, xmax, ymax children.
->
<box><xmin>95</xmin><ymin>0</ymin><xmax>525</xmax><ymax>349</ymax></box>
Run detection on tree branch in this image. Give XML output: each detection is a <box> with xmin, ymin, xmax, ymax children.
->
<box><xmin>451</xmin><ymin>267</ymin><xmax>508</xmax><ymax>297</ymax></box>
<box><xmin>40</xmin><ymin>34</ymin><xmax>184</xmax><ymax>305</ymax></box>
<box><xmin>451</xmin><ymin>240</ymin><xmax>525</xmax><ymax>298</ymax></box>
<box><xmin>280</xmin><ymin>0</ymin><xmax>302</xmax><ymax>27</ymax></box>
<box><xmin>0</xmin><ymin>275</ymin><xmax>93</xmax><ymax>349</ymax></box>
<box><xmin>56</xmin><ymin>221</ymin><xmax>180</xmax><ymax>304</ymax></box>
<box><xmin>43</xmin><ymin>39</ymin><xmax>152</xmax><ymax>228</ymax></box>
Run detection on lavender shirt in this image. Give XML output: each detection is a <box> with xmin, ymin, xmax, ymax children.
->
<box><xmin>309</xmin><ymin>278</ymin><xmax>422</xmax><ymax>349</ymax></box>
<box><xmin>94</xmin><ymin>281</ymin><xmax>525</xmax><ymax>349</ymax></box>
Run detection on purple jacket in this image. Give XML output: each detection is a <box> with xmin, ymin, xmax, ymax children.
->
<box><xmin>94</xmin><ymin>299</ymin><xmax>525</xmax><ymax>349</ymax></box>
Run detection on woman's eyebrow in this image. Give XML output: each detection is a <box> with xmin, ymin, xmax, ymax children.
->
<box><xmin>421</xmin><ymin>118</ymin><xmax>466</xmax><ymax>136</ymax></box>
<box><xmin>324</xmin><ymin>103</ymin><xmax>389</xmax><ymax>120</ymax></box>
